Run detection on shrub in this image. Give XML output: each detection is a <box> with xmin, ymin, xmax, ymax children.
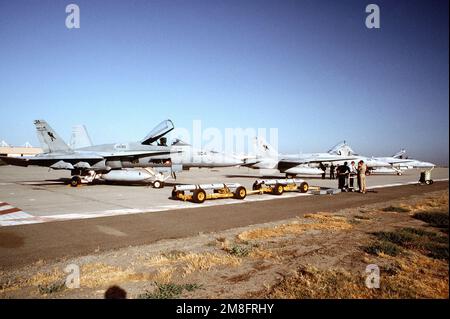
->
<box><xmin>363</xmin><ymin>241</ymin><xmax>402</xmax><ymax>256</ymax></box>
<box><xmin>413</xmin><ymin>212</ymin><xmax>449</xmax><ymax>231</ymax></box>
<box><xmin>381</xmin><ymin>206</ymin><xmax>411</xmax><ymax>213</ymax></box>
<box><xmin>138</xmin><ymin>282</ymin><xmax>201</xmax><ymax>299</ymax></box>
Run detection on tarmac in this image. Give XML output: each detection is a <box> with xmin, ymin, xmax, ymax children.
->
<box><xmin>0</xmin><ymin>165</ymin><xmax>448</xmax><ymax>226</ymax></box>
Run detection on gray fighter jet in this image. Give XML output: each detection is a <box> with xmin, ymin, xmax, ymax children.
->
<box><xmin>241</xmin><ymin>137</ymin><xmax>359</xmax><ymax>177</ymax></box>
<box><xmin>71</xmin><ymin>128</ymin><xmax>243</xmax><ymax>173</ymax></box>
<box><xmin>329</xmin><ymin>142</ymin><xmax>435</xmax><ymax>175</ymax></box>
<box><xmin>0</xmin><ymin>120</ymin><xmax>180</xmax><ymax>188</ymax></box>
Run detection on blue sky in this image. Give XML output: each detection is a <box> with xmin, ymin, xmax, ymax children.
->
<box><xmin>0</xmin><ymin>0</ymin><xmax>448</xmax><ymax>164</ymax></box>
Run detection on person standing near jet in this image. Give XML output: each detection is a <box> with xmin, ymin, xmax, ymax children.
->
<box><xmin>330</xmin><ymin>163</ymin><xmax>335</xmax><ymax>179</ymax></box>
<box><xmin>348</xmin><ymin>161</ymin><xmax>357</xmax><ymax>192</ymax></box>
<box><xmin>337</xmin><ymin>162</ymin><xmax>350</xmax><ymax>191</ymax></box>
<box><xmin>357</xmin><ymin>161</ymin><xmax>362</xmax><ymax>191</ymax></box>
<box><xmin>358</xmin><ymin>160</ymin><xmax>368</xmax><ymax>194</ymax></box>
<box><xmin>319</xmin><ymin>163</ymin><xmax>326</xmax><ymax>179</ymax></box>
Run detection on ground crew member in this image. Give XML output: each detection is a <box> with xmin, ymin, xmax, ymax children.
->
<box><xmin>320</xmin><ymin>163</ymin><xmax>326</xmax><ymax>179</ymax></box>
<box><xmin>357</xmin><ymin>161</ymin><xmax>362</xmax><ymax>191</ymax></box>
<box><xmin>358</xmin><ymin>160</ymin><xmax>367</xmax><ymax>194</ymax></box>
<box><xmin>330</xmin><ymin>163</ymin><xmax>335</xmax><ymax>179</ymax></box>
<box><xmin>348</xmin><ymin>161</ymin><xmax>357</xmax><ymax>192</ymax></box>
<box><xmin>337</xmin><ymin>162</ymin><xmax>350</xmax><ymax>191</ymax></box>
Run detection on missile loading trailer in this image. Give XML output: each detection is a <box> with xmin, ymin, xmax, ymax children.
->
<box><xmin>171</xmin><ymin>179</ymin><xmax>310</xmax><ymax>204</ymax></box>
<box><xmin>172</xmin><ymin>183</ymin><xmax>247</xmax><ymax>203</ymax></box>
<box><xmin>251</xmin><ymin>178</ymin><xmax>309</xmax><ymax>195</ymax></box>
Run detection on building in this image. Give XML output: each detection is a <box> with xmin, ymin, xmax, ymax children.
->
<box><xmin>0</xmin><ymin>141</ymin><xmax>42</xmax><ymax>163</ymax></box>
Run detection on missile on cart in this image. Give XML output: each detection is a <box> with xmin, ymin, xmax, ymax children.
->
<box><xmin>254</xmin><ymin>178</ymin><xmax>306</xmax><ymax>186</ymax></box>
<box><xmin>174</xmin><ymin>183</ymin><xmax>242</xmax><ymax>192</ymax></box>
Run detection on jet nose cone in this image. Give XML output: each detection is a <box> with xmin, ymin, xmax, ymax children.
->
<box><xmin>420</xmin><ymin>162</ymin><xmax>435</xmax><ymax>168</ymax></box>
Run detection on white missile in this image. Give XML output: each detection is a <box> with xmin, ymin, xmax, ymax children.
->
<box><xmin>99</xmin><ymin>169</ymin><xmax>154</xmax><ymax>182</ymax></box>
<box><xmin>174</xmin><ymin>183</ymin><xmax>242</xmax><ymax>192</ymax></box>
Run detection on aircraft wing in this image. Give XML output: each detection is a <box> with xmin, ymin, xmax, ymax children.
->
<box><xmin>278</xmin><ymin>155</ymin><xmax>357</xmax><ymax>165</ymax></box>
<box><xmin>387</xmin><ymin>159</ymin><xmax>414</xmax><ymax>165</ymax></box>
<box><xmin>0</xmin><ymin>154</ymin><xmax>105</xmax><ymax>169</ymax></box>
<box><xmin>375</xmin><ymin>157</ymin><xmax>415</xmax><ymax>165</ymax></box>
<box><xmin>98</xmin><ymin>150</ymin><xmax>177</xmax><ymax>160</ymax></box>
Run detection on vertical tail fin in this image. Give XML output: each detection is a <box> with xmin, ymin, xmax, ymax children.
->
<box><xmin>34</xmin><ymin>120</ymin><xmax>71</xmax><ymax>153</ymax></box>
<box><xmin>69</xmin><ymin>125</ymin><xmax>93</xmax><ymax>149</ymax></box>
<box><xmin>253</xmin><ymin>137</ymin><xmax>279</xmax><ymax>159</ymax></box>
<box><xmin>392</xmin><ymin>149</ymin><xmax>407</xmax><ymax>159</ymax></box>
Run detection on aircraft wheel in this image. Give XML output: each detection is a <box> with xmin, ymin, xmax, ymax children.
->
<box><xmin>252</xmin><ymin>181</ymin><xmax>261</xmax><ymax>191</ymax></box>
<box><xmin>272</xmin><ymin>183</ymin><xmax>284</xmax><ymax>195</ymax></box>
<box><xmin>153</xmin><ymin>180</ymin><xmax>164</xmax><ymax>188</ymax></box>
<box><xmin>70</xmin><ymin>176</ymin><xmax>81</xmax><ymax>187</ymax></box>
<box><xmin>234</xmin><ymin>186</ymin><xmax>247</xmax><ymax>199</ymax></box>
<box><xmin>299</xmin><ymin>182</ymin><xmax>309</xmax><ymax>193</ymax></box>
<box><xmin>397</xmin><ymin>172</ymin><xmax>402</xmax><ymax>176</ymax></box>
<box><xmin>193</xmin><ymin>189</ymin><xmax>206</xmax><ymax>203</ymax></box>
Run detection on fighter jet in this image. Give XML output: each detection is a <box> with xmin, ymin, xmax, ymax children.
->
<box><xmin>0</xmin><ymin>120</ymin><xmax>180</xmax><ymax>188</ymax></box>
<box><xmin>329</xmin><ymin>142</ymin><xmax>435</xmax><ymax>175</ymax></box>
<box><xmin>244</xmin><ymin>137</ymin><xmax>357</xmax><ymax>177</ymax></box>
<box><xmin>372</xmin><ymin>149</ymin><xmax>435</xmax><ymax>174</ymax></box>
<box><xmin>70</xmin><ymin>126</ymin><xmax>243</xmax><ymax>172</ymax></box>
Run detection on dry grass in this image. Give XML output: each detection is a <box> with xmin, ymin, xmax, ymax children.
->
<box><xmin>145</xmin><ymin>255</ymin><xmax>173</xmax><ymax>267</ymax></box>
<box><xmin>249</xmin><ymin>247</ymin><xmax>281</xmax><ymax>260</ymax></box>
<box><xmin>402</xmin><ymin>191</ymin><xmax>448</xmax><ymax>213</ymax></box>
<box><xmin>379</xmin><ymin>253</ymin><xmax>449</xmax><ymax>298</ymax></box>
<box><xmin>80</xmin><ymin>263</ymin><xmax>145</xmax><ymax>288</ymax></box>
<box><xmin>80</xmin><ymin>263</ymin><xmax>177</xmax><ymax>287</ymax></box>
<box><xmin>151</xmin><ymin>267</ymin><xmax>175</xmax><ymax>284</ymax></box>
<box><xmin>262</xmin><ymin>251</ymin><xmax>448</xmax><ymax>299</ymax></box>
<box><xmin>257</xmin><ymin>193</ymin><xmax>449</xmax><ymax>299</ymax></box>
<box><xmin>29</xmin><ymin>268</ymin><xmax>64</xmax><ymax>287</ymax></box>
<box><xmin>263</xmin><ymin>266</ymin><xmax>370</xmax><ymax>299</ymax></box>
<box><xmin>180</xmin><ymin>253</ymin><xmax>241</xmax><ymax>276</ymax></box>
<box><xmin>144</xmin><ymin>251</ymin><xmax>241</xmax><ymax>277</ymax></box>
<box><xmin>3</xmin><ymin>250</ymin><xmax>241</xmax><ymax>295</ymax></box>
<box><xmin>238</xmin><ymin>213</ymin><xmax>352</xmax><ymax>241</ymax></box>
<box><xmin>6</xmin><ymin>263</ymin><xmax>169</xmax><ymax>292</ymax></box>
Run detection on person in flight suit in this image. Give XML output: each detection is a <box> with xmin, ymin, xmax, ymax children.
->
<box><xmin>358</xmin><ymin>160</ymin><xmax>368</xmax><ymax>194</ymax></box>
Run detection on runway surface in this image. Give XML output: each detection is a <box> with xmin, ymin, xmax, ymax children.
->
<box><xmin>0</xmin><ymin>180</ymin><xmax>448</xmax><ymax>270</ymax></box>
<box><xmin>0</xmin><ymin>166</ymin><xmax>448</xmax><ymax>226</ymax></box>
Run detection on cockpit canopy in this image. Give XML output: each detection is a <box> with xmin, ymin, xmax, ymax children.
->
<box><xmin>141</xmin><ymin>119</ymin><xmax>174</xmax><ymax>145</ymax></box>
<box><xmin>328</xmin><ymin>141</ymin><xmax>357</xmax><ymax>156</ymax></box>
